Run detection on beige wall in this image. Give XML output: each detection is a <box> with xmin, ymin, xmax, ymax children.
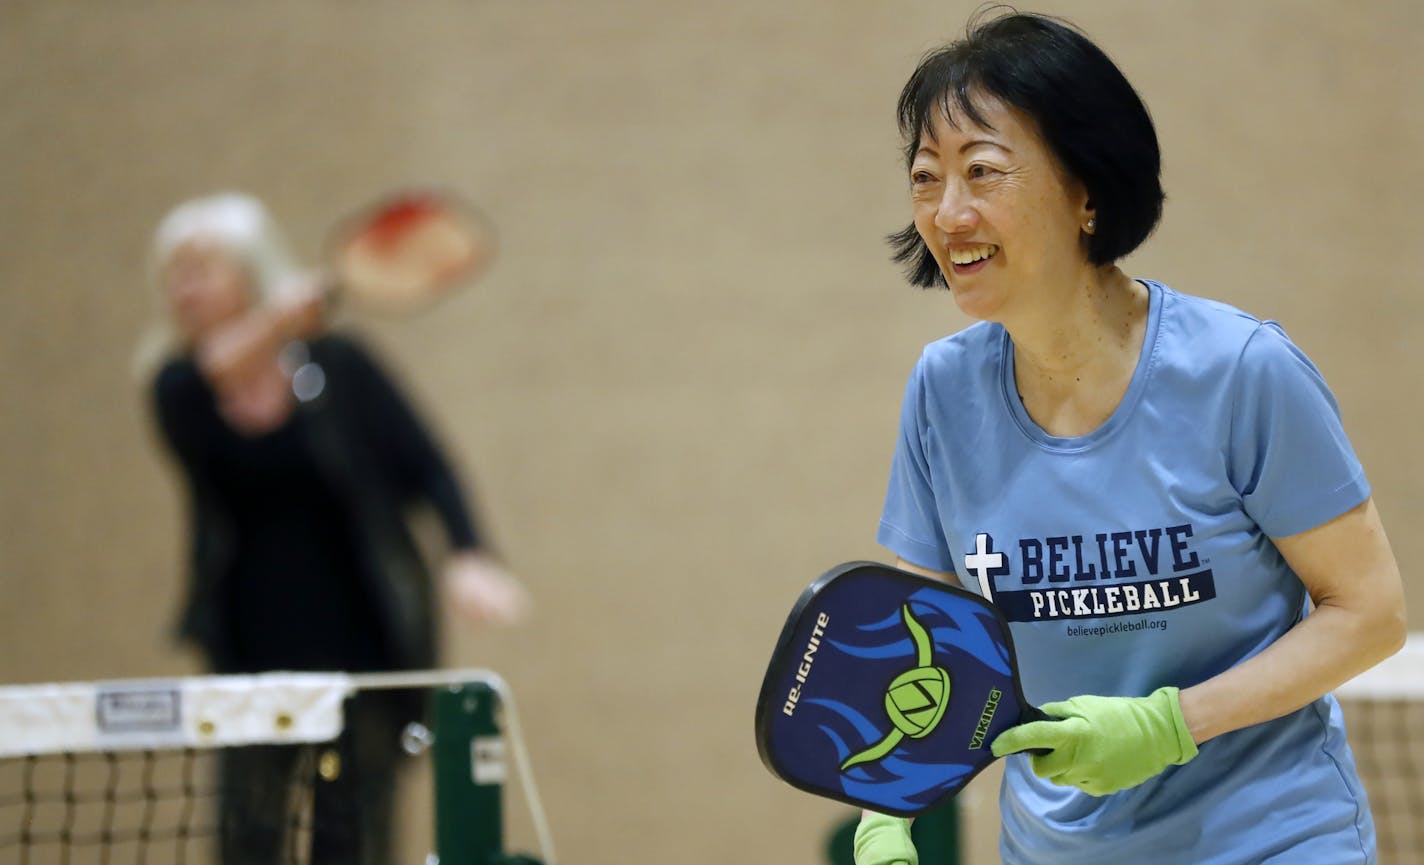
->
<box><xmin>2</xmin><ymin>1</ymin><xmax>1421</xmax><ymax>863</ymax></box>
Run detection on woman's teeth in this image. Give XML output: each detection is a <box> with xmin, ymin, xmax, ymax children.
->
<box><xmin>948</xmin><ymin>244</ymin><xmax>998</xmax><ymax>265</ymax></box>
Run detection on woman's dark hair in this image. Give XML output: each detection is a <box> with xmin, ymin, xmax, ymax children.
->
<box><xmin>890</xmin><ymin>8</ymin><xmax>1164</xmax><ymax>287</ymax></box>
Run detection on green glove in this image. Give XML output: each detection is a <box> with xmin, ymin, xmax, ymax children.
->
<box><xmin>853</xmin><ymin>812</ymin><xmax>917</xmax><ymax>865</ymax></box>
<box><xmin>990</xmin><ymin>686</ymin><xmax>1198</xmax><ymax>797</ymax></box>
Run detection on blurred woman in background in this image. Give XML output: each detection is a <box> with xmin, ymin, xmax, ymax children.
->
<box><xmin>145</xmin><ymin>192</ymin><xmax>526</xmax><ymax>865</ymax></box>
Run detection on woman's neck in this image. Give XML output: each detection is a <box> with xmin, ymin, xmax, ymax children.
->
<box><xmin>1003</xmin><ymin>266</ymin><xmax>1149</xmax><ymax>437</ymax></box>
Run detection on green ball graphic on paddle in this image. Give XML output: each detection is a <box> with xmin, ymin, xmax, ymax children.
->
<box><xmin>840</xmin><ymin>604</ymin><xmax>951</xmax><ymax>772</ymax></box>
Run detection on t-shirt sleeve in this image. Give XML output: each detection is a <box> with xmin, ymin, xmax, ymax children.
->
<box><xmin>877</xmin><ymin>354</ymin><xmax>957</xmax><ymax>572</ymax></box>
<box><xmin>1226</xmin><ymin>322</ymin><xmax>1370</xmax><ymax>538</ymax></box>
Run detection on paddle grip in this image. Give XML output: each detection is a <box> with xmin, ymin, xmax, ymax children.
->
<box><xmin>1020</xmin><ymin>705</ymin><xmax>1063</xmax><ymax>757</ymax></box>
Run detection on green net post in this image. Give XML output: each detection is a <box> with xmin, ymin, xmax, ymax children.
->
<box><xmin>910</xmin><ymin>798</ymin><xmax>961</xmax><ymax>865</ymax></box>
<box><xmin>432</xmin><ymin>681</ymin><xmax>504</xmax><ymax>865</ymax></box>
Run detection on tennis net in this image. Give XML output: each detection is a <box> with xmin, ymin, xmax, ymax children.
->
<box><xmin>0</xmin><ymin>669</ymin><xmax>555</xmax><ymax>865</ymax></box>
<box><xmin>1337</xmin><ymin>632</ymin><xmax>1424</xmax><ymax>864</ymax></box>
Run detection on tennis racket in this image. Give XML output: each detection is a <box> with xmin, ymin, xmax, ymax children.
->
<box><xmin>754</xmin><ymin>561</ymin><xmax>1053</xmax><ymax>816</ymax></box>
<box><xmin>324</xmin><ymin>189</ymin><xmax>497</xmax><ymax>315</ymax></box>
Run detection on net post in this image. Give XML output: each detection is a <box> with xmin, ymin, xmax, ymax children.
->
<box><xmin>432</xmin><ymin>681</ymin><xmax>505</xmax><ymax>865</ymax></box>
<box><xmin>909</xmin><ymin>798</ymin><xmax>961</xmax><ymax>865</ymax></box>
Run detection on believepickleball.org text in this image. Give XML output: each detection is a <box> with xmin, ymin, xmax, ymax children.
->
<box><xmin>1065</xmin><ymin>617</ymin><xmax>1167</xmax><ymax>637</ymax></box>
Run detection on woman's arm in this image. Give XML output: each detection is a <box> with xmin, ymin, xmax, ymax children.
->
<box><xmin>340</xmin><ymin>339</ymin><xmax>529</xmax><ymax>624</ymax></box>
<box><xmin>340</xmin><ymin>338</ymin><xmax>485</xmax><ymax>550</ymax></box>
<box><xmin>196</xmin><ymin>274</ymin><xmax>327</xmax><ymax>392</ymax></box>
<box><xmin>990</xmin><ymin>502</ymin><xmax>1403</xmax><ymax>794</ymax></box>
<box><xmin>1178</xmin><ymin>497</ymin><xmax>1406</xmax><ymax>743</ymax></box>
<box><xmin>894</xmin><ymin>557</ymin><xmax>963</xmax><ymax>589</ymax></box>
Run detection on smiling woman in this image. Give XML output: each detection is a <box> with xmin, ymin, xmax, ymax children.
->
<box><xmin>902</xmin><ymin>100</ymin><xmax>1109</xmax><ymax>327</ymax></box>
<box><xmin>852</xmin><ymin>9</ymin><xmax>1407</xmax><ymax>865</ymax></box>
<box><xmin>888</xmin><ymin>15</ymin><xmax>1163</xmax><ymax>290</ymax></box>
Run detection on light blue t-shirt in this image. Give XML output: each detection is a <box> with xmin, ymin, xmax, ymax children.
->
<box><xmin>878</xmin><ymin>281</ymin><xmax>1376</xmax><ymax>865</ymax></box>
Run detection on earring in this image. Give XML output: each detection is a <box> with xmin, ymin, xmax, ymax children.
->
<box><xmin>1085</xmin><ymin>218</ymin><xmax>1096</xmax><ymax>233</ymax></box>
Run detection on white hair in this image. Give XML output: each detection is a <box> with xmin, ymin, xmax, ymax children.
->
<box><xmin>135</xmin><ymin>193</ymin><xmax>301</xmax><ymax>379</ymax></box>
<box><xmin>150</xmin><ymin>192</ymin><xmax>299</xmax><ymax>303</ymax></box>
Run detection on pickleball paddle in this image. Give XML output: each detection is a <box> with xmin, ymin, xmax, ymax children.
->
<box><xmin>326</xmin><ymin>189</ymin><xmax>496</xmax><ymax>315</ymax></box>
<box><xmin>754</xmin><ymin>561</ymin><xmax>1053</xmax><ymax>816</ymax></box>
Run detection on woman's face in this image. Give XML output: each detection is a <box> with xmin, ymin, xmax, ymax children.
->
<box><xmin>161</xmin><ymin>238</ymin><xmax>253</xmax><ymax>342</ymax></box>
<box><xmin>909</xmin><ymin>94</ymin><xmax>1094</xmax><ymax>323</ymax></box>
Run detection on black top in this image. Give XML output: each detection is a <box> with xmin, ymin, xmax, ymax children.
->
<box><xmin>152</xmin><ymin>334</ymin><xmax>482</xmax><ymax>673</ymax></box>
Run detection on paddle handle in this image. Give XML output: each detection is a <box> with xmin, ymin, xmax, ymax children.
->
<box><xmin>1020</xmin><ymin>705</ymin><xmax>1063</xmax><ymax>756</ymax></box>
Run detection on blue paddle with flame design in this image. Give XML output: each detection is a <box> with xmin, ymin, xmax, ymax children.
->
<box><xmin>754</xmin><ymin>561</ymin><xmax>1051</xmax><ymax>816</ymax></box>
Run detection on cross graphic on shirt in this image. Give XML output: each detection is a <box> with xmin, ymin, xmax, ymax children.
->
<box><xmin>963</xmin><ymin>532</ymin><xmax>1009</xmax><ymax>600</ymax></box>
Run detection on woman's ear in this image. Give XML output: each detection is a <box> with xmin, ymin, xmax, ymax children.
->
<box><xmin>1081</xmin><ymin>195</ymin><xmax>1097</xmax><ymax>235</ymax></box>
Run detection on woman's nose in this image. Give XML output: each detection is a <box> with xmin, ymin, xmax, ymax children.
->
<box><xmin>934</xmin><ymin>182</ymin><xmax>979</xmax><ymax>234</ymax></box>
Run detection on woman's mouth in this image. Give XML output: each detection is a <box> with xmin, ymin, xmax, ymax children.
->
<box><xmin>948</xmin><ymin>243</ymin><xmax>998</xmax><ymax>274</ymax></box>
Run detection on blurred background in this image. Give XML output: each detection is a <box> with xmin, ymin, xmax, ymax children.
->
<box><xmin>2</xmin><ymin>1</ymin><xmax>1421</xmax><ymax>863</ymax></box>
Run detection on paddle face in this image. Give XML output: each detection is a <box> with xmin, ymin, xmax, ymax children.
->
<box><xmin>755</xmin><ymin>562</ymin><xmax>1039</xmax><ymax>816</ymax></box>
<box><xmin>328</xmin><ymin>191</ymin><xmax>496</xmax><ymax>314</ymax></box>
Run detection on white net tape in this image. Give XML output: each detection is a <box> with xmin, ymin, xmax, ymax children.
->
<box><xmin>0</xmin><ymin>673</ymin><xmax>351</xmax><ymax>758</ymax></box>
<box><xmin>1336</xmin><ymin>632</ymin><xmax>1424</xmax><ymax>700</ymax></box>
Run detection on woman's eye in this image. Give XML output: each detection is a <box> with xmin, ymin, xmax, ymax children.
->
<box><xmin>968</xmin><ymin>164</ymin><xmax>990</xmax><ymax>179</ymax></box>
<box><xmin>910</xmin><ymin>171</ymin><xmax>936</xmax><ymax>185</ymax></box>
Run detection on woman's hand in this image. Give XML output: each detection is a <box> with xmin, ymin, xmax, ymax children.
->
<box><xmin>991</xmin><ymin>687</ymin><xmax>1197</xmax><ymax>796</ymax></box>
<box><xmin>854</xmin><ymin>812</ymin><xmax>917</xmax><ymax>865</ymax></box>
<box><xmin>195</xmin><ymin>271</ymin><xmax>329</xmax><ymax>393</ymax></box>
<box><xmin>270</xmin><ymin>271</ymin><xmax>330</xmax><ymax>340</ymax></box>
<box><xmin>442</xmin><ymin>550</ymin><xmax>530</xmax><ymax>626</ymax></box>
